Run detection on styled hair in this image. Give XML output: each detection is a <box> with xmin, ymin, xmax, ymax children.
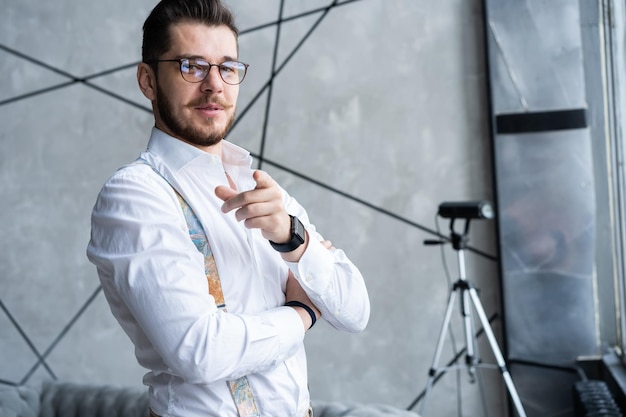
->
<box><xmin>142</xmin><ymin>0</ymin><xmax>238</xmax><ymax>70</ymax></box>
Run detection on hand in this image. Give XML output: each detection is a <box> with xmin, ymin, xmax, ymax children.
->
<box><xmin>285</xmin><ymin>271</ymin><xmax>320</xmax><ymax>330</ymax></box>
<box><xmin>321</xmin><ymin>240</ymin><xmax>334</xmax><ymax>250</ymax></box>
<box><xmin>215</xmin><ymin>170</ymin><xmax>291</xmax><ymax>243</ymax></box>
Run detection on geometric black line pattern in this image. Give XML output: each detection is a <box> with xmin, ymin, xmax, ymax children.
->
<box><xmin>0</xmin><ymin>0</ymin><xmax>497</xmax><ymax>387</ymax></box>
<box><xmin>0</xmin><ymin>298</ymin><xmax>56</xmax><ymax>385</ymax></box>
<box><xmin>17</xmin><ymin>287</ymin><xmax>102</xmax><ymax>385</ymax></box>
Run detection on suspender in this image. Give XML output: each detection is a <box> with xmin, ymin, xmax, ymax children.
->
<box><xmin>135</xmin><ymin>158</ymin><xmax>260</xmax><ymax>417</ymax></box>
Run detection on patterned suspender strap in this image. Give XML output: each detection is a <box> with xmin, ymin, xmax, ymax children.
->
<box><xmin>134</xmin><ymin>159</ymin><xmax>261</xmax><ymax>417</ymax></box>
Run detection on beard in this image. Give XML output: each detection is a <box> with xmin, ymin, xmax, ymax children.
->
<box><xmin>155</xmin><ymin>88</ymin><xmax>236</xmax><ymax>148</ymax></box>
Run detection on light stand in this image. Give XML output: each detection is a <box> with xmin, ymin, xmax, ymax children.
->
<box><xmin>418</xmin><ymin>202</ymin><xmax>527</xmax><ymax>417</ymax></box>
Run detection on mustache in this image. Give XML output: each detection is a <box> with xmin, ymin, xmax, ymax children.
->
<box><xmin>188</xmin><ymin>96</ymin><xmax>232</xmax><ymax>109</ymax></box>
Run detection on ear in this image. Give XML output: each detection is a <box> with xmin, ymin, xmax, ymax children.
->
<box><xmin>137</xmin><ymin>62</ymin><xmax>157</xmax><ymax>101</ymax></box>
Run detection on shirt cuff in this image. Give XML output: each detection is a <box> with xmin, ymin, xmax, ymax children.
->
<box><xmin>254</xmin><ymin>306</ymin><xmax>306</xmax><ymax>354</ymax></box>
<box><xmin>284</xmin><ymin>237</ymin><xmax>335</xmax><ymax>293</ymax></box>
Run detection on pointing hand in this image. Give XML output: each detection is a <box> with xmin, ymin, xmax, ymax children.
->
<box><xmin>215</xmin><ymin>170</ymin><xmax>291</xmax><ymax>244</ymax></box>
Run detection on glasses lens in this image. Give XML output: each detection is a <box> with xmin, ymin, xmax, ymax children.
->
<box><xmin>180</xmin><ymin>58</ymin><xmax>208</xmax><ymax>83</ymax></box>
<box><xmin>176</xmin><ymin>59</ymin><xmax>247</xmax><ymax>84</ymax></box>
<box><xmin>220</xmin><ymin>62</ymin><xmax>247</xmax><ymax>85</ymax></box>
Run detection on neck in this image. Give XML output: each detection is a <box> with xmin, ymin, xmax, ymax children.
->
<box><xmin>154</xmin><ymin>125</ymin><xmax>224</xmax><ymax>159</ymax></box>
<box><xmin>187</xmin><ymin>138</ymin><xmax>223</xmax><ymax>159</ymax></box>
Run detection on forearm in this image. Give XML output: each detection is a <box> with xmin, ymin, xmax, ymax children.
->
<box><xmin>284</xmin><ymin>269</ymin><xmax>320</xmax><ymax>330</ymax></box>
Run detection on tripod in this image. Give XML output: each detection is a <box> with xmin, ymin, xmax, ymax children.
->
<box><xmin>418</xmin><ymin>218</ymin><xmax>527</xmax><ymax>417</ymax></box>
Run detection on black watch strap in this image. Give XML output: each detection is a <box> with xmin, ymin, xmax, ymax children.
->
<box><xmin>270</xmin><ymin>215</ymin><xmax>306</xmax><ymax>252</ymax></box>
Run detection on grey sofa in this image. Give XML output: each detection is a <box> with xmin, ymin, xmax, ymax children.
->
<box><xmin>0</xmin><ymin>381</ymin><xmax>419</xmax><ymax>417</ymax></box>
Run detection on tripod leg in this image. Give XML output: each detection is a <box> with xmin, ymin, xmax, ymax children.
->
<box><xmin>419</xmin><ymin>289</ymin><xmax>457</xmax><ymax>416</ymax></box>
<box><xmin>461</xmin><ymin>287</ymin><xmax>491</xmax><ymax>417</ymax></box>
<box><xmin>467</xmin><ymin>288</ymin><xmax>527</xmax><ymax>417</ymax></box>
<box><xmin>461</xmin><ymin>287</ymin><xmax>479</xmax><ymax>383</ymax></box>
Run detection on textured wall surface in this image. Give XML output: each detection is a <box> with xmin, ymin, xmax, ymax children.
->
<box><xmin>0</xmin><ymin>1</ymin><xmax>505</xmax><ymax>415</ymax></box>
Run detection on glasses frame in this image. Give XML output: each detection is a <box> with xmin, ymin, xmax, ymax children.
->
<box><xmin>146</xmin><ymin>57</ymin><xmax>249</xmax><ymax>85</ymax></box>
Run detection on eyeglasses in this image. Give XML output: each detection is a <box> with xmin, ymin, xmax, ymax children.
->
<box><xmin>146</xmin><ymin>57</ymin><xmax>249</xmax><ymax>85</ymax></box>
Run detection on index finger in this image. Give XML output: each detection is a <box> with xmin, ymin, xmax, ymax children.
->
<box><xmin>220</xmin><ymin>171</ymin><xmax>277</xmax><ymax>213</ymax></box>
<box><xmin>253</xmin><ymin>170</ymin><xmax>275</xmax><ymax>190</ymax></box>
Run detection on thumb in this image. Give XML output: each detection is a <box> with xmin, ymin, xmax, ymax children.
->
<box><xmin>215</xmin><ymin>185</ymin><xmax>238</xmax><ymax>202</ymax></box>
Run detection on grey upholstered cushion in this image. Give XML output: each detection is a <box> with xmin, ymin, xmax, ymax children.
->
<box><xmin>0</xmin><ymin>382</ymin><xmax>419</xmax><ymax>417</ymax></box>
<box><xmin>0</xmin><ymin>385</ymin><xmax>39</xmax><ymax>417</ymax></box>
<box><xmin>38</xmin><ymin>381</ymin><xmax>149</xmax><ymax>417</ymax></box>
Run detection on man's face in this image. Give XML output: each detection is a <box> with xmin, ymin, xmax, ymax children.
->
<box><xmin>152</xmin><ymin>22</ymin><xmax>240</xmax><ymax>148</ymax></box>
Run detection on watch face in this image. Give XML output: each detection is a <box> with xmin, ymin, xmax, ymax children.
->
<box><xmin>292</xmin><ymin>216</ymin><xmax>305</xmax><ymax>244</ymax></box>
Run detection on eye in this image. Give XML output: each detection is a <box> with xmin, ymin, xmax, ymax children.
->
<box><xmin>187</xmin><ymin>63</ymin><xmax>205</xmax><ymax>72</ymax></box>
<box><xmin>180</xmin><ymin>59</ymin><xmax>207</xmax><ymax>73</ymax></box>
<box><xmin>220</xmin><ymin>63</ymin><xmax>237</xmax><ymax>73</ymax></box>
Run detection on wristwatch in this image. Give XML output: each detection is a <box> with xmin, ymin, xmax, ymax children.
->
<box><xmin>269</xmin><ymin>215</ymin><xmax>306</xmax><ymax>252</ymax></box>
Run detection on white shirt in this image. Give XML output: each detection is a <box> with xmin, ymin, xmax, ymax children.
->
<box><xmin>86</xmin><ymin>128</ymin><xmax>370</xmax><ymax>417</ymax></box>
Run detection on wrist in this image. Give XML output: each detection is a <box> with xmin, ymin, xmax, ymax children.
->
<box><xmin>270</xmin><ymin>215</ymin><xmax>305</xmax><ymax>253</ymax></box>
<box><xmin>285</xmin><ymin>300</ymin><xmax>317</xmax><ymax>329</ymax></box>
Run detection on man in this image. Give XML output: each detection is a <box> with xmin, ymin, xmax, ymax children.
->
<box><xmin>86</xmin><ymin>0</ymin><xmax>370</xmax><ymax>416</ymax></box>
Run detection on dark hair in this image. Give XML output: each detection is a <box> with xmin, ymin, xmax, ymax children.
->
<box><xmin>142</xmin><ymin>0</ymin><xmax>238</xmax><ymax>70</ymax></box>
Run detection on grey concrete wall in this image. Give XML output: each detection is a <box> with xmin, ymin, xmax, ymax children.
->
<box><xmin>0</xmin><ymin>0</ymin><xmax>505</xmax><ymax>415</ymax></box>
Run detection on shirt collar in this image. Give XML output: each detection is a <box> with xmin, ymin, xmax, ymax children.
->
<box><xmin>146</xmin><ymin>127</ymin><xmax>253</xmax><ymax>171</ymax></box>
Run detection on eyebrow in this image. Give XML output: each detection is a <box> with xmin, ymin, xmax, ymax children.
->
<box><xmin>175</xmin><ymin>54</ymin><xmax>239</xmax><ymax>62</ymax></box>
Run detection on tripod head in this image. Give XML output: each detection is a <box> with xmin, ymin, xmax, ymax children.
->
<box><xmin>424</xmin><ymin>200</ymin><xmax>494</xmax><ymax>251</ymax></box>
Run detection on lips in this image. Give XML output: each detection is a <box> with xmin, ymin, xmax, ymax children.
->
<box><xmin>193</xmin><ymin>100</ymin><xmax>227</xmax><ymax>118</ymax></box>
<box><xmin>196</xmin><ymin>103</ymin><xmax>223</xmax><ymax>111</ymax></box>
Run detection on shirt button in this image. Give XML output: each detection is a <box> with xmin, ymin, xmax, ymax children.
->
<box><xmin>305</xmin><ymin>274</ymin><xmax>314</xmax><ymax>283</ymax></box>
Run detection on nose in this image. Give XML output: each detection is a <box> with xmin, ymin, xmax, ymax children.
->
<box><xmin>200</xmin><ymin>65</ymin><xmax>224</xmax><ymax>93</ymax></box>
